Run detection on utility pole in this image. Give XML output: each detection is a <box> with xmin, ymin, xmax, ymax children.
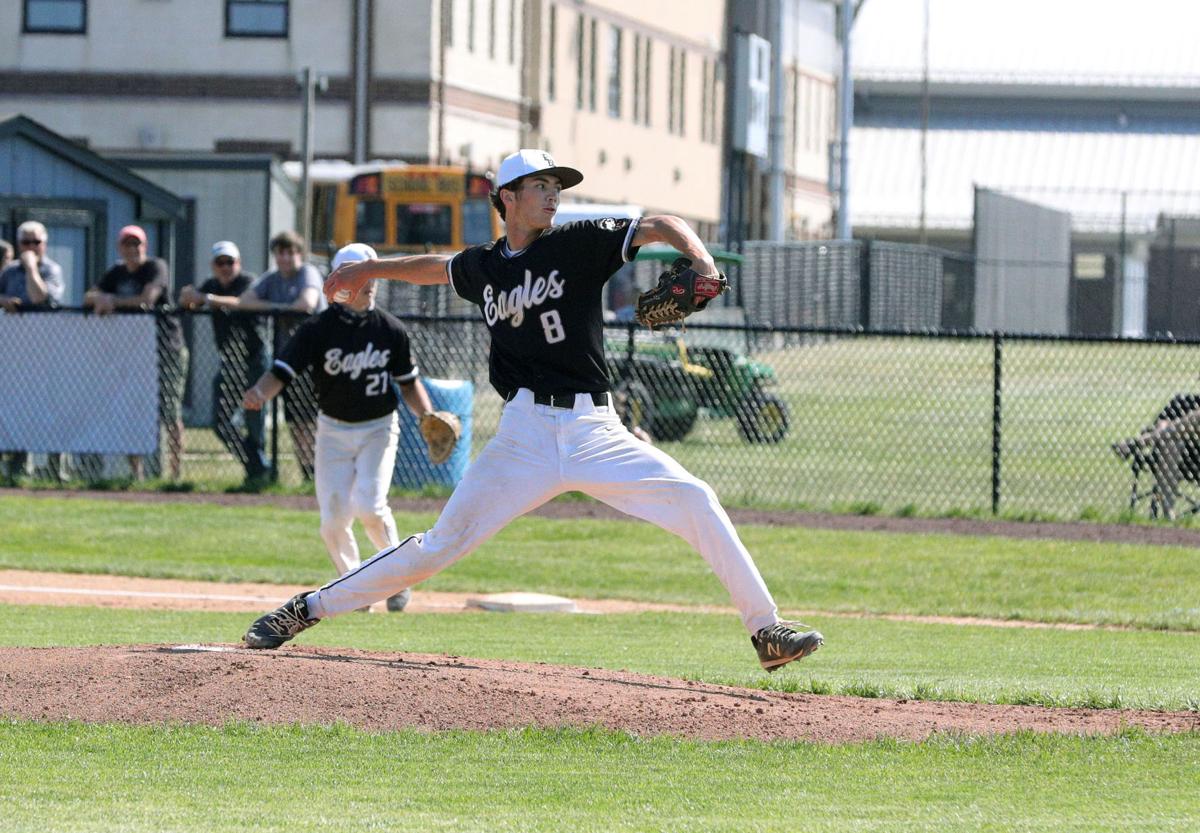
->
<box><xmin>835</xmin><ymin>0</ymin><xmax>854</xmax><ymax>240</ymax></box>
<box><xmin>768</xmin><ymin>0</ymin><xmax>787</xmax><ymax>241</ymax></box>
<box><xmin>297</xmin><ymin>66</ymin><xmax>328</xmax><ymax>254</ymax></box>
<box><xmin>918</xmin><ymin>0</ymin><xmax>930</xmax><ymax>245</ymax></box>
<box><xmin>353</xmin><ymin>0</ymin><xmax>370</xmax><ymax>164</ymax></box>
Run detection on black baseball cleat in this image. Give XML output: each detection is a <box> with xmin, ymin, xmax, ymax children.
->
<box><xmin>751</xmin><ymin>621</ymin><xmax>824</xmax><ymax>672</ymax></box>
<box><xmin>385</xmin><ymin>588</ymin><xmax>412</xmax><ymax>612</ymax></box>
<box><xmin>243</xmin><ymin>593</ymin><xmax>319</xmax><ymax>649</ymax></box>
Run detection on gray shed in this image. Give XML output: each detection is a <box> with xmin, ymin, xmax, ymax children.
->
<box><xmin>109</xmin><ymin>153</ymin><xmax>299</xmax><ymax>285</ymax></box>
<box><xmin>0</xmin><ymin>114</ymin><xmax>187</xmax><ymax>305</ymax></box>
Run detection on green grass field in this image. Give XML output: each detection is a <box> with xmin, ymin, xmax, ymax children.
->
<box><xmin>0</xmin><ymin>494</ymin><xmax>1197</xmax><ymax>831</ymax></box>
<box><xmin>2</xmin><ymin>722</ymin><xmax>1195</xmax><ymax>833</ymax></box>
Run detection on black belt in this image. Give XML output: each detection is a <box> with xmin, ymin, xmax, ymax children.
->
<box><xmin>508</xmin><ymin>390</ymin><xmax>610</xmax><ymax>409</ymax></box>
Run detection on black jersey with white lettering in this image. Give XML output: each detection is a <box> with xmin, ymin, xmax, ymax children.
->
<box><xmin>448</xmin><ymin>218</ymin><xmax>640</xmax><ymax>398</ymax></box>
<box><xmin>270</xmin><ymin>305</ymin><xmax>418</xmax><ymax>422</ymax></box>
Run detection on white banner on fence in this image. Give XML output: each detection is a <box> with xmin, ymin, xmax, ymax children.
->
<box><xmin>0</xmin><ymin>313</ymin><xmax>159</xmax><ymax>454</ymax></box>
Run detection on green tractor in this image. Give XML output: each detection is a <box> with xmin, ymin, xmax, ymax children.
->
<box><xmin>607</xmin><ymin>335</ymin><xmax>790</xmax><ymax>444</ymax></box>
<box><xmin>605</xmin><ymin>243</ymin><xmax>789</xmax><ymax>444</ymax></box>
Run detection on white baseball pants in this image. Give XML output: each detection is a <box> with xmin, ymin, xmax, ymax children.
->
<box><xmin>314</xmin><ymin>412</ymin><xmax>401</xmax><ymax>574</ymax></box>
<box><xmin>305</xmin><ymin>389</ymin><xmax>780</xmax><ymax>634</ymax></box>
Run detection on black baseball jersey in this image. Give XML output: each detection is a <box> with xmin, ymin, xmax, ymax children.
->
<box><xmin>270</xmin><ymin>305</ymin><xmax>418</xmax><ymax>422</ymax></box>
<box><xmin>448</xmin><ymin>218</ymin><xmax>640</xmax><ymax>398</ymax></box>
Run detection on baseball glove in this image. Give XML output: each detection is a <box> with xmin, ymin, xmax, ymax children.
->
<box><xmin>419</xmin><ymin>410</ymin><xmax>461</xmax><ymax>465</ymax></box>
<box><xmin>634</xmin><ymin>257</ymin><xmax>729</xmax><ymax>329</ymax></box>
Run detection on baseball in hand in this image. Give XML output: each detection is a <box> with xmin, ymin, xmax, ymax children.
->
<box><xmin>333</xmin><ymin>289</ymin><xmax>351</xmax><ymax>302</ymax></box>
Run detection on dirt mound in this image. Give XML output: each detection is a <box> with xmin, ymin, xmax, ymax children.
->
<box><xmin>2</xmin><ymin>645</ymin><xmax>1197</xmax><ymax>743</ymax></box>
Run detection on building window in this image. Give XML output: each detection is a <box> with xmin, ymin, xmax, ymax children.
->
<box><xmin>23</xmin><ymin>0</ymin><xmax>86</xmax><ymax>34</ymax></box>
<box><xmin>700</xmin><ymin>57</ymin><xmax>719</xmax><ymax>144</ymax></box>
<box><xmin>677</xmin><ymin>50</ymin><xmax>686</xmax><ymax>136</ymax></box>
<box><xmin>547</xmin><ymin>5</ymin><xmax>557</xmax><ymax>101</ymax></box>
<box><xmin>669</xmin><ymin>47</ymin><xmax>687</xmax><ymax>135</ymax></box>
<box><xmin>641</xmin><ymin>39</ymin><xmax>651</xmax><ymax>125</ymax></box>
<box><xmin>488</xmin><ymin>0</ymin><xmax>496</xmax><ymax>59</ymax></box>
<box><xmin>807</xmin><ymin>77</ymin><xmax>818</xmax><ymax>153</ymax></box>
<box><xmin>588</xmin><ymin>18</ymin><xmax>598</xmax><ymax>112</ymax></box>
<box><xmin>607</xmin><ymin>25</ymin><xmax>622</xmax><ymax>119</ymax></box>
<box><xmin>632</xmin><ymin>35</ymin><xmax>642</xmax><ymax>124</ymax></box>
<box><xmin>789</xmin><ymin>68</ymin><xmax>800</xmax><ymax>165</ymax></box>
<box><xmin>575</xmin><ymin>13</ymin><xmax>585</xmax><ymax>109</ymax></box>
<box><xmin>468</xmin><ymin>0</ymin><xmax>476</xmax><ymax>52</ymax></box>
<box><xmin>226</xmin><ymin>0</ymin><xmax>288</xmax><ymax>38</ymax></box>
<box><xmin>507</xmin><ymin>0</ymin><xmax>516</xmax><ymax>64</ymax></box>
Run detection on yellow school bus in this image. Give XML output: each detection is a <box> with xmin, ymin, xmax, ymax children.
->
<box><xmin>311</xmin><ymin>165</ymin><xmax>500</xmax><ymax>256</ymax></box>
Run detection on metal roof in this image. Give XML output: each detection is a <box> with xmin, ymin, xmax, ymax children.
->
<box><xmin>0</xmin><ymin>114</ymin><xmax>187</xmax><ymax>220</ymax></box>
<box><xmin>849</xmin><ymin>126</ymin><xmax>1200</xmax><ymax>232</ymax></box>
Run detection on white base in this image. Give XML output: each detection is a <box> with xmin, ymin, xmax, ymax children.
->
<box><xmin>465</xmin><ymin>591</ymin><xmax>579</xmax><ymax>613</ymax></box>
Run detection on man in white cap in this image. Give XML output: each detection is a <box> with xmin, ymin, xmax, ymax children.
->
<box><xmin>244</xmin><ymin>150</ymin><xmax>823</xmax><ymax>672</ymax></box>
<box><xmin>180</xmin><ymin>241</ymin><xmax>270</xmax><ymax>486</ymax></box>
<box><xmin>241</xmin><ymin>243</ymin><xmax>428</xmax><ymax>611</ymax></box>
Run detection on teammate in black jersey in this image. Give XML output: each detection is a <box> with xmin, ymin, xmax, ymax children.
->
<box><xmin>244</xmin><ymin>150</ymin><xmax>823</xmax><ymax>671</ymax></box>
<box><xmin>242</xmin><ymin>244</ymin><xmax>418</xmax><ymax>612</ymax></box>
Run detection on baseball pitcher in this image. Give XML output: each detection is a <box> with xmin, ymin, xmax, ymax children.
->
<box><xmin>243</xmin><ymin>150</ymin><xmax>822</xmax><ymax>671</ymax></box>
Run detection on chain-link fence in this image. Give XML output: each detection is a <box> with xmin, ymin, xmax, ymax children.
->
<box><xmin>4</xmin><ymin>307</ymin><xmax>1200</xmax><ymax>522</ymax></box>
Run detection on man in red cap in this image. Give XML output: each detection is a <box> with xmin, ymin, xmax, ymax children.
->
<box><xmin>85</xmin><ymin>225</ymin><xmax>186</xmax><ymax>481</ymax></box>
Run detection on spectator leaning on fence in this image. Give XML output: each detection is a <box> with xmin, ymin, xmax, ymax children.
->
<box><xmin>179</xmin><ymin>240</ymin><xmax>271</xmax><ymax>487</ymax></box>
<box><xmin>227</xmin><ymin>230</ymin><xmax>326</xmax><ymax>480</ymax></box>
<box><xmin>84</xmin><ymin>224</ymin><xmax>187</xmax><ymax>481</ymax></box>
<box><xmin>0</xmin><ymin>221</ymin><xmax>64</xmax><ymax>313</ymax></box>
<box><xmin>0</xmin><ymin>223</ymin><xmax>66</xmax><ymax>482</ymax></box>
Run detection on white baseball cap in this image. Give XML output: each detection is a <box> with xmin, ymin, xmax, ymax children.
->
<box><xmin>331</xmin><ymin>242</ymin><xmax>378</xmax><ymax>270</ymax></box>
<box><xmin>496</xmin><ymin>149</ymin><xmax>583</xmax><ymax>191</ymax></box>
<box><xmin>211</xmin><ymin>240</ymin><xmax>240</xmax><ymax>260</ymax></box>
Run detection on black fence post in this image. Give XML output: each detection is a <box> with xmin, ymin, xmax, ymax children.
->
<box><xmin>268</xmin><ymin>311</ymin><xmax>279</xmax><ymax>483</ymax></box>
<box><xmin>992</xmin><ymin>331</ymin><xmax>1003</xmax><ymax>515</ymax></box>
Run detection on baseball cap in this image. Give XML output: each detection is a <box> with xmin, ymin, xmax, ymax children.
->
<box><xmin>211</xmin><ymin>240</ymin><xmax>240</xmax><ymax>260</ymax></box>
<box><xmin>496</xmin><ymin>149</ymin><xmax>583</xmax><ymax>191</ymax></box>
<box><xmin>331</xmin><ymin>242</ymin><xmax>378</xmax><ymax>270</ymax></box>
<box><xmin>117</xmin><ymin>224</ymin><xmax>147</xmax><ymax>244</ymax></box>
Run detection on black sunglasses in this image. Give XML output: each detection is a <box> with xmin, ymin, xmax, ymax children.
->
<box><xmin>19</xmin><ymin>238</ymin><xmax>44</xmax><ymax>246</ymax></box>
<box><xmin>214</xmin><ymin>257</ymin><xmax>235</xmax><ymax>267</ymax></box>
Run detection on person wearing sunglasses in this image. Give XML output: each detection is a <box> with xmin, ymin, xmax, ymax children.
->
<box><xmin>180</xmin><ymin>241</ymin><xmax>271</xmax><ymax>487</ymax></box>
<box><xmin>0</xmin><ymin>221</ymin><xmax>64</xmax><ymax>313</ymax></box>
<box><xmin>0</xmin><ymin>223</ymin><xmax>65</xmax><ymax>481</ymax></box>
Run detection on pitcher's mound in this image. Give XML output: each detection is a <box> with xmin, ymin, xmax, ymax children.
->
<box><xmin>1</xmin><ymin>645</ymin><xmax>1198</xmax><ymax>743</ymax></box>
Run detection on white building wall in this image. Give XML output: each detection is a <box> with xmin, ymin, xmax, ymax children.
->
<box><xmin>0</xmin><ymin>0</ymin><xmax>354</xmax><ymax>74</ymax></box>
<box><xmin>536</xmin><ymin>0</ymin><xmax>724</xmax><ymax>225</ymax></box>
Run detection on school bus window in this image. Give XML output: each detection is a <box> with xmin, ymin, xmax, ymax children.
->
<box><xmin>396</xmin><ymin>203</ymin><xmax>452</xmax><ymax>246</ymax></box>
<box><xmin>355</xmin><ymin>200</ymin><xmax>387</xmax><ymax>243</ymax></box>
<box><xmin>463</xmin><ymin>199</ymin><xmax>493</xmax><ymax>244</ymax></box>
<box><xmin>466</xmin><ymin>174</ymin><xmax>493</xmax><ymax>198</ymax></box>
